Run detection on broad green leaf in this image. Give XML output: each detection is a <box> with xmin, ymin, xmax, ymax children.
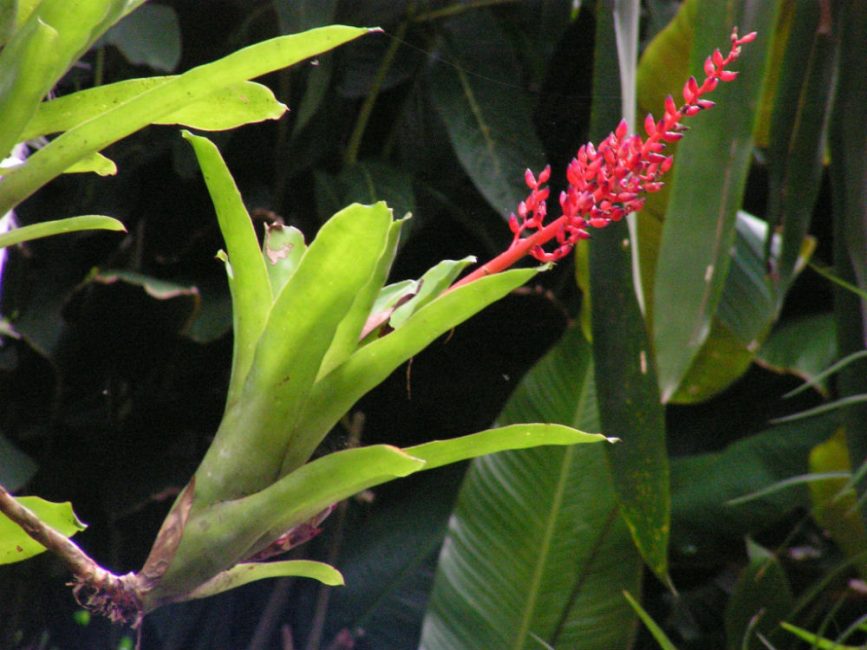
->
<box><xmin>316</xmin><ymin>160</ymin><xmax>416</xmax><ymax>225</ymax></box>
<box><xmin>829</xmin><ymin>1</ymin><xmax>867</xmax><ymax>521</ymax></box>
<box><xmin>389</xmin><ymin>257</ymin><xmax>476</xmax><ymax>329</ymax></box>
<box><xmin>421</xmin><ymin>326</ymin><xmax>642</xmax><ymax>650</ymax></box>
<box><xmin>149</xmin><ymin>445</ymin><xmax>424</xmax><ymax>608</ymax></box>
<box><xmin>0</xmin><ymin>25</ymin><xmax>371</xmax><ymax>216</ymax></box>
<box><xmin>261</xmin><ymin>223</ymin><xmax>306</xmax><ymax>299</ymax></box>
<box><xmin>183</xmin><ymin>560</ymin><xmax>343</xmax><ymax>601</ymax></box>
<box><xmin>766</xmin><ymin>1</ymin><xmax>841</xmax><ymax>297</ymax></box>
<box><xmin>428</xmin><ymin>9</ymin><xmax>547</xmax><ymax>216</ymax></box>
<box><xmin>723</xmin><ymin>539</ymin><xmax>794</xmax><ymax>650</ymax></box>
<box><xmin>406</xmin><ymin>423</ymin><xmax>612</xmax><ymax>470</ymax></box>
<box><xmin>652</xmin><ymin>1</ymin><xmax>778</xmax><ymax>401</ymax></box>
<box><xmin>282</xmin><ymin>266</ymin><xmax>540</xmax><ymax>473</ymax></box>
<box><xmin>623</xmin><ymin>590</ymin><xmax>679</xmax><ymax>650</ymax></box>
<box><xmin>756</xmin><ymin>312</ymin><xmax>838</xmax><ymax>396</ymax></box>
<box><xmin>317</xmin><ymin>215</ymin><xmax>406</xmax><ymax>379</ymax></box>
<box><xmin>588</xmin><ymin>1</ymin><xmax>670</xmax><ymax>583</ymax></box>
<box><xmin>0</xmin><ymin>214</ymin><xmax>125</xmax><ymax>249</ymax></box>
<box><xmin>194</xmin><ymin>202</ymin><xmax>392</xmax><ymax>505</ymax></box>
<box><xmin>0</xmin><ymin>496</ymin><xmax>86</xmax><ymax>564</ymax></box>
<box><xmin>183</xmin><ymin>131</ymin><xmax>271</xmax><ymax>410</ymax></box>
<box><xmin>101</xmin><ymin>3</ymin><xmax>181</xmax><ymax>72</ymax></box>
<box><xmin>670</xmin><ymin>212</ymin><xmax>815</xmax><ymax>403</ymax></box>
<box><xmin>23</xmin><ymin>80</ymin><xmax>286</xmax><ymax>140</ymax></box>
<box><xmin>670</xmin><ymin>415</ymin><xmax>836</xmax><ymax>562</ymax></box>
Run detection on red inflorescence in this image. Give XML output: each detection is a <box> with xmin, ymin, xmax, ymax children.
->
<box><xmin>509</xmin><ymin>27</ymin><xmax>757</xmax><ymax>263</ymax></box>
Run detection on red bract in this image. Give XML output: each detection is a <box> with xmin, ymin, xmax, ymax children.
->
<box><xmin>450</xmin><ymin>27</ymin><xmax>756</xmax><ymax>290</ymax></box>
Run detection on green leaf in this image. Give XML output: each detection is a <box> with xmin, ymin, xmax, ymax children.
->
<box><xmin>623</xmin><ymin>590</ymin><xmax>679</xmax><ymax>650</ymax></box>
<box><xmin>0</xmin><ymin>496</ymin><xmax>86</xmax><ymax>564</ymax></box>
<box><xmin>0</xmin><ymin>433</ymin><xmax>37</xmax><ymax>492</ymax></box>
<box><xmin>183</xmin><ymin>131</ymin><xmax>271</xmax><ymax>410</ymax></box>
<box><xmin>316</xmin><ymin>160</ymin><xmax>416</xmax><ymax>225</ymax></box>
<box><xmin>282</xmin><ymin>266</ymin><xmax>540</xmax><ymax>473</ymax></box>
<box><xmin>183</xmin><ymin>560</ymin><xmax>343</xmax><ymax>601</ymax></box>
<box><xmin>23</xmin><ymin>79</ymin><xmax>287</xmax><ymax>140</ymax></box>
<box><xmin>829</xmin><ymin>0</ymin><xmax>867</xmax><ymax>522</ymax></box>
<box><xmin>406</xmin><ymin>423</ymin><xmax>613</xmax><ymax>471</ymax></box>
<box><xmin>261</xmin><ymin>223</ymin><xmax>306</xmax><ymax>299</ymax></box>
<box><xmin>0</xmin><ymin>25</ymin><xmax>371</xmax><ymax>216</ymax></box>
<box><xmin>670</xmin><ymin>415</ymin><xmax>836</xmax><ymax>561</ymax></box>
<box><xmin>652</xmin><ymin>2</ymin><xmax>778</xmax><ymax>401</ymax></box>
<box><xmin>62</xmin><ymin>151</ymin><xmax>117</xmax><ymax>176</ymax></box>
<box><xmin>0</xmin><ymin>214</ymin><xmax>125</xmax><ymax>249</ymax></box>
<box><xmin>779</xmin><ymin>623</ymin><xmax>864</xmax><ymax>650</ymax></box>
<box><xmin>421</xmin><ymin>325</ymin><xmax>642</xmax><ymax>650</ymax></box>
<box><xmin>756</xmin><ymin>312</ymin><xmax>838</xmax><ymax>396</ymax></box>
<box><xmin>588</xmin><ymin>1</ymin><xmax>670</xmax><ymax>583</ymax></box>
<box><xmin>102</xmin><ymin>3</ymin><xmax>181</xmax><ymax>72</ymax></box>
<box><xmin>765</xmin><ymin>1</ymin><xmax>841</xmax><ymax>297</ymax></box>
<box><xmin>723</xmin><ymin>539</ymin><xmax>794</xmax><ymax>650</ymax></box>
<box><xmin>428</xmin><ymin>9</ymin><xmax>547</xmax><ymax>216</ymax></box>
<box><xmin>194</xmin><ymin>202</ymin><xmax>393</xmax><ymax>505</ymax></box>
<box><xmin>389</xmin><ymin>257</ymin><xmax>476</xmax><ymax>329</ymax></box>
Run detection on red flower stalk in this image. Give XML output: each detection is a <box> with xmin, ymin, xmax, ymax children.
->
<box><xmin>449</xmin><ymin>27</ymin><xmax>757</xmax><ymax>291</ymax></box>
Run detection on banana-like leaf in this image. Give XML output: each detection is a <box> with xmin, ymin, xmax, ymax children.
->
<box><xmin>421</xmin><ymin>326</ymin><xmax>642</xmax><ymax>650</ymax></box>
<box><xmin>182</xmin><ymin>560</ymin><xmax>343</xmax><ymax>602</ymax></box>
<box><xmin>183</xmin><ymin>131</ymin><xmax>271</xmax><ymax>411</ymax></box>
<box><xmin>0</xmin><ymin>496</ymin><xmax>86</xmax><ymax>564</ymax></box>
<box><xmin>0</xmin><ymin>214</ymin><xmax>125</xmax><ymax>248</ymax></box>
<box><xmin>588</xmin><ymin>1</ymin><xmax>670</xmax><ymax>583</ymax></box>
<box><xmin>0</xmin><ymin>25</ymin><xmax>371</xmax><ymax>216</ymax></box>
<box><xmin>652</xmin><ymin>1</ymin><xmax>778</xmax><ymax>401</ymax></box>
<box><xmin>281</xmin><ymin>266</ymin><xmax>540</xmax><ymax>473</ymax></box>
<box><xmin>428</xmin><ymin>9</ymin><xmax>547</xmax><ymax>216</ymax></box>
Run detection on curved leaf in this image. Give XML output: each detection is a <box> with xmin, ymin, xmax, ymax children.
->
<box><xmin>183</xmin><ymin>560</ymin><xmax>344</xmax><ymax>601</ymax></box>
<box><xmin>421</xmin><ymin>326</ymin><xmax>642</xmax><ymax>650</ymax></box>
<box><xmin>0</xmin><ymin>214</ymin><xmax>125</xmax><ymax>249</ymax></box>
<box><xmin>0</xmin><ymin>25</ymin><xmax>371</xmax><ymax>216</ymax></box>
<box><xmin>429</xmin><ymin>10</ymin><xmax>547</xmax><ymax>216</ymax></box>
<box><xmin>102</xmin><ymin>3</ymin><xmax>181</xmax><ymax>72</ymax></box>
<box><xmin>0</xmin><ymin>496</ymin><xmax>86</xmax><ymax>564</ymax></box>
<box><xmin>651</xmin><ymin>2</ymin><xmax>778</xmax><ymax>401</ymax></box>
<box><xmin>24</xmin><ymin>80</ymin><xmax>285</xmax><ymax>140</ymax></box>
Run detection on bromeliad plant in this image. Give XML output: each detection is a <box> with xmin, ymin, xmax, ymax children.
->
<box><xmin>0</xmin><ymin>4</ymin><xmax>754</xmax><ymax>636</ymax></box>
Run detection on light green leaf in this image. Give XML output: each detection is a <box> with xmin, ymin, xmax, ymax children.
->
<box><xmin>0</xmin><ymin>25</ymin><xmax>371</xmax><ymax>216</ymax></box>
<box><xmin>262</xmin><ymin>223</ymin><xmax>306</xmax><ymax>299</ymax></box>
<box><xmin>652</xmin><ymin>2</ymin><xmax>778</xmax><ymax>401</ymax></box>
<box><xmin>183</xmin><ymin>131</ymin><xmax>271</xmax><ymax>410</ymax></box>
<box><xmin>779</xmin><ymin>622</ymin><xmax>862</xmax><ymax>650</ymax></box>
<box><xmin>282</xmin><ymin>266</ymin><xmax>540</xmax><ymax>473</ymax></box>
<box><xmin>0</xmin><ymin>214</ymin><xmax>125</xmax><ymax>249</ymax></box>
<box><xmin>183</xmin><ymin>560</ymin><xmax>343</xmax><ymax>601</ymax></box>
<box><xmin>421</xmin><ymin>326</ymin><xmax>642</xmax><ymax>650</ymax></box>
<box><xmin>406</xmin><ymin>423</ymin><xmax>613</xmax><ymax>471</ymax></box>
<box><xmin>22</xmin><ymin>80</ymin><xmax>287</xmax><ymax>140</ymax></box>
<box><xmin>0</xmin><ymin>496</ymin><xmax>86</xmax><ymax>564</ymax></box>
<box><xmin>62</xmin><ymin>151</ymin><xmax>117</xmax><ymax>176</ymax></box>
<box><xmin>194</xmin><ymin>202</ymin><xmax>392</xmax><ymax>505</ymax></box>
<box><xmin>389</xmin><ymin>257</ymin><xmax>476</xmax><ymax>329</ymax></box>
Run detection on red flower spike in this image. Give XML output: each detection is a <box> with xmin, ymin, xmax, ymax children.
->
<box><xmin>447</xmin><ymin>27</ymin><xmax>755</xmax><ymax>290</ymax></box>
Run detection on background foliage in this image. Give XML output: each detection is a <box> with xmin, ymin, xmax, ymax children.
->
<box><xmin>1</xmin><ymin>1</ymin><xmax>865</xmax><ymax>649</ymax></box>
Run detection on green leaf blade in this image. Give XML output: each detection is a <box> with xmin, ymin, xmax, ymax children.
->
<box><xmin>0</xmin><ymin>214</ymin><xmax>125</xmax><ymax>249</ymax></box>
<box><xmin>0</xmin><ymin>497</ymin><xmax>86</xmax><ymax>564</ymax></box>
